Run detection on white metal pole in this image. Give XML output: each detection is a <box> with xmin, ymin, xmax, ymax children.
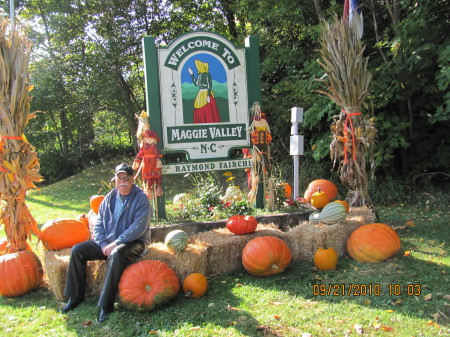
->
<box><xmin>290</xmin><ymin>107</ymin><xmax>304</xmax><ymax>200</ymax></box>
<box><xmin>10</xmin><ymin>0</ymin><xmax>15</xmax><ymax>30</ymax></box>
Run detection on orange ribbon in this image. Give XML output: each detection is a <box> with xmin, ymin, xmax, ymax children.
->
<box><xmin>1</xmin><ymin>135</ymin><xmax>23</xmax><ymax>140</ymax></box>
<box><xmin>342</xmin><ymin>109</ymin><xmax>361</xmax><ymax>164</ymax></box>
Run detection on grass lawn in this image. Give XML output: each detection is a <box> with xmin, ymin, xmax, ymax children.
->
<box><xmin>1</xmin><ymin>159</ymin><xmax>449</xmax><ymax>336</ymax></box>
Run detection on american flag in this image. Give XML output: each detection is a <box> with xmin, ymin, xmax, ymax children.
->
<box><xmin>344</xmin><ymin>0</ymin><xmax>363</xmax><ymax>38</ymax></box>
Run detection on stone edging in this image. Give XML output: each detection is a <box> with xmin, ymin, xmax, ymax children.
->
<box><xmin>149</xmin><ymin>210</ymin><xmax>314</xmax><ymax>243</ymax></box>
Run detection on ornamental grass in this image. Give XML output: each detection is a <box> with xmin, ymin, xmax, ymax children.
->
<box><xmin>316</xmin><ymin>15</ymin><xmax>376</xmax><ymax>207</ymax></box>
<box><xmin>0</xmin><ymin>18</ymin><xmax>42</xmax><ymax>253</ymax></box>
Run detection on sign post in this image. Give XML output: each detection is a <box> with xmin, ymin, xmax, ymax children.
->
<box><xmin>290</xmin><ymin>107</ymin><xmax>304</xmax><ymax>199</ymax></box>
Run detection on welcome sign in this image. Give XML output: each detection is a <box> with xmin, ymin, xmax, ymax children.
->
<box><xmin>143</xmin><ymin>32</ymin><xmax>262</xmax><ymax>162</ymax></box>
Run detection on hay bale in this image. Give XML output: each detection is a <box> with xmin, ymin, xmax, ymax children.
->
<box><xmin>43</xmin><ymin>248</ymin><xmax>100</xmax><ymax>300</ymax></box>
<box><xmin>191</xmin><ymin>224</ymin><xmax>287</xmax><ymax>275</ymax></box>
<box><xmin>142</xmin><ymin>241</ymin><xmax>209</xmax><ymax>281</ymax></box>
<box><xmin>286</xmin><ymin>206</ymin><xmax>376</xmax><ymax>262</ymax></box>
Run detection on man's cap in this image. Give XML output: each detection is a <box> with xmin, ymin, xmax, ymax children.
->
<box><xmin>112</xmin><ymin>163</ymin><xmax>133</xmax><ymax>181</ymax></box>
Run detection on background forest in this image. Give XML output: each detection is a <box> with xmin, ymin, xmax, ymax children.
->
<box><xmin>1</xmin><ymin>0</ymin><xmax>449</xmax><ymax>200</ymax></box>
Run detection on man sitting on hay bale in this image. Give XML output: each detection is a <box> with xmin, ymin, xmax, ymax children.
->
<box><xmin>59</xmin><ymin>163</ymin><xmax>151</xmax><ymax>322</ymax></box>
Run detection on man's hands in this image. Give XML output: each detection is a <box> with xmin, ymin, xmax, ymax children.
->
<box><xmin>102</xmin><ymin>242</ymin><xmax>118</xmax><ymax>256</ymax></box>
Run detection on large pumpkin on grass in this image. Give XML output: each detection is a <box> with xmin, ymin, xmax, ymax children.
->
<box><xmin>0</xmin><ymin>250</ymin><xmax>43</xmax><ymax>297</ymax></box>
<box><xmin>346</xmin><ymin>223</ymin><xmax>401</xmax><ymax>263</ymax></box>
<box><xmin>182</xmin><ymin>273</ymin><xmax>208</xmax><ymax>299</ymax></box>
<box><xmin>242</xmin><ymin>236</ymin><xmax>292</xmax><ymax>277</ymax></box>
<box><xmin>118</xmin><ymin>260</ymin><xmax>180</xmax><ymax>311</ymax></box>
<box><xmin>226</xmin><ymin>215</ymin><xmax>258</xmax><ymax>235</ymax></box>
<box><xmin>40</xmin><ymin>218</ymin><xmax>90</xmax><ymax>250</ymax></box>
<box><xmin>90</xmin><ymin>195</ymin><xmax>105</xmax><ymax>214</ymax></box>
<box><xmin>304</xmin><ymin>179</ymin><xmax>338</xmax><ymax>202</ymax></box>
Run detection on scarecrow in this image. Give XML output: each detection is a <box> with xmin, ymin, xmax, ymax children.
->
<box><xmin>247</xmin><ymin>102</ymin><xmax>272</xmax><ymax>204</ymax></box>
<box><xmin>132</xmin><ymin>129</ymin><xmax>163</xmax><ymax>199</ymax></box>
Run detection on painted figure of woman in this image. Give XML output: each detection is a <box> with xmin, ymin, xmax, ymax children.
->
<box><xmin>188</xmin><ymin>60</ymin><xmax>221</xmax><ymax>123</ymax></box>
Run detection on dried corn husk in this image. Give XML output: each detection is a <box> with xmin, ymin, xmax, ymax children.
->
<box><xmin>315</xmin><ymin>16</ymin><xmax>376</xmax><ymax>207</ymax></box>
<box><xmin>0</xmin><ymin>18</ymin><xmax>43</xmax><ymax>253</ymax></box>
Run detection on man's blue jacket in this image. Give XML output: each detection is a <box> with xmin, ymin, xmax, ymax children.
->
<box><xmin>93</xmin><ymin>184</ymin><xmax>151</xmax><ymax>249</ymax></box>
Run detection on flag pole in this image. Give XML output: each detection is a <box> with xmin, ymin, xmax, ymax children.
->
<box><xmin>10</xmin><ymin>0</ymin><xmax>15</xmax><ymax>30</ymax></box>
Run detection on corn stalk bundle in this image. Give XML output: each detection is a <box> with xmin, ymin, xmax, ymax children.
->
<box><xmin>316</xmin><ymin>15</ymin><xmax>376</xmax><ymax>207</ymax></box>
<box><xmin>0</xmin><ymin>18</ymin><xmax>43</xmax><ymax>253</ymax></box>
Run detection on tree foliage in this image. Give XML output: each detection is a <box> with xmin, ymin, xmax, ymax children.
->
<box><xmin>1</xmin><ymin>0</ymin><xmax>448</xmax><ymax>187</ymax></box>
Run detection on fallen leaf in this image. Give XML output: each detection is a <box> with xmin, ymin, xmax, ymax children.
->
<box><xmin>227</xmin><ymin>305</ymin><xmax>240</xmax><ymax>311</ymax></box>
<box><xmin>148</xmin><ymin>331</ymin><xmax>158</xmax><ymax>335</ymax></box>
<box><xmin>372</xmin><ymin>322</ymin><xmax>381</xmax><ymax>329</ymax></box>
<box><xmin>381</xmin><ymin>326</ymin><xmax>394</xmax><ymax>331</ymax></box>
<box><xmin>385</xmin><ymin>310</ymin><xmax>395</xmax><ymax>313</ymax></box>
<box><xmin>443</xmin><ymin>295</ymin><xmax>450</xmax><ymax>300</ymax></box>
<box><xmin>189</xmin><ymin>326</ymin><xmax>200</xmax><ymax>331</ymax></box>
<box><xmin>423</xmin><ymin>293</ymin><xmax>432</xmax><ymax>301</ymax></box>
<box><xmin>301</xmin><ymin>333</ymin><xmax>313</xmax><ymax>337</ymax></box>
<box><xmin>82</xmin><ymin>321</ymin><xmax>93</xmax><ymax>327</ymax></box>
<box><xmin>431</xmin><ymin>312</ymin><xmax>440</xmax><ymax>321</ymax></box>
<box><xmin>353</xmin><ymin>323</ymin><xmax>364</xmax><ymax>334</ymax></box>
<box><xmin>272</xmin><ymin>302</ymin><xmax>283</xmax><ymax>306</ymax></box>
<box><xmin>403</xmin><ymin>250</ymin><xmax>411</xmax><ymax>257</ymax></box>
<box><xmin>274</xmin><ymin>315</ymin><xmax>281</xmax><ymax>320</ymax></box>
<box><xmin>363</xmin><ymin>299</ymin><xmax>371</xmax><ymax>305</ymax></box>
<box><xmin>405</xmin><ymin>220</ymin><xmax>415</xmax><ymax>227</ymax></box>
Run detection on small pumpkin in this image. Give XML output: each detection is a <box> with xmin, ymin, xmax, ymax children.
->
<box><xmin>165</xmin><ymin>229</ymin><xmax>189</xmax><ymax>252</ymax></box>
<box><xmin>90</xmin><ymin>195</ymin><xmax>105</xmax><ymax>214</ymax></box>
<box><xmin>346</xmin><ymin>223</ymin><xmax>401</xmax><ymax>263</ymax></box>
<box><xmin>226</xmin><ymin>215</ymin><xmax>258</xmax><ymax>235</ymax></box>
<box><xmin>242</xmin><ymin>236</ymin><xmax>292</xmax><ymax>277</ymax></box>
<box><xmin>314</xmin><ymin>246</ymin><xmax>338</xmax><ymax>271</ymax></box>
<box><xmin>182</xmin><ymin>273</ymin><xmax>208</xmax><ymax>299</ymax></box>
<box><xmin>335</xmin><ymin>200</ymin><xmax>350</xmax><ymax>213</ymax></box>
<box><xmin>280</xmin><ymin>182</ymin><xmax>292</xmax><ymax>199</ymax></box>
<box><xmin>40</xmin><ymin>218</ymin><xmax>90</xmax><ymax>250</ymax></box>
<box><xmin>0</xmin><ymin>250</ymin><xmax>43</xmax><ymax>297</ymax></box>
<box><xmin>118</xmin><ymin>260</ymin><xmax>180</xmax><ymax>311</ymax></box>
<box><xmin>76</xmin><ymin>213</ymin><xmax>90</xmax><ymax>228</ymax></box>
<box><xmin>310</xmin><ymin>187</ymin><xmax>330</xmax><ymax>209</ymax></box>
<box><xmin>304</xmin><ymin>179</ymin><xmax>338</xmax><ymax>202</ymax></box>
<box><xmin>309</xmin><ymin>201</ymin><xmax>347</xmax><ymax>224</ymax></box>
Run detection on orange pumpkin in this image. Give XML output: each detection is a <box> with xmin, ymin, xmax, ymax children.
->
<box><xmin>242</xmin><ymin>236</ymin><xmax>292</xmax><ymax>277</ymax></box>
<box><xmin>310</xmin><ymin>188</ymin><xmax>330</xmax><ymax>209</ymax></box>
<box><xmin>0</xmin><ymin>250</ymin><xmax>43</xmax><ymax>297</ymax></box>
<box><xmin>280</xmin><ymin>182</ymin><xmax>292</xmax><ymax>199</ymax></box>
<box><xmin>314</xmin><ymin>247</ymin><xmax>338</xmax><ymax>271</ymax></box>
<box><xmin>0</xmin><ymin>238</ymin><xmax>32</xmax><ymax>255</ymax></box>
<box><xmin>346</xmin><ymin>223</ymin><xmax>401</xmax><ymax>263</ymax></box>
<box><xmin>118</xmin><ymin>260</ymin><xmax>180</xmax><ymax>311</ymax></box>
<box><xmin>182</xmin><ymin>273</ymin><xmax>208</xmax><ymax>298</ymax></box>
<box><xmin>304</xmin><ymin>179</ymin><xmax>338</xmax><ymax>202</ymax></box>
<box><xmin>335</xmin><ymin>200</ymin><xmax>350</xmax><ymax>213</ymax></box>
<box><xmin>76</xmin><ymin>213</ymin><xmax>90</xmax><ymax>228</ymax></box>
<box><xmin>226</xmin><ymin>215</ymin><xmax>258</xmax><ymax>235</ymax></box>
<box><xmin>40</xmin><ymin>218</ymin><xmax>90</xmax><ymax>250</ymax></box>
<box><xmin>90</xmin><ymin>195</ymin><xmax>105</xmax><ymax>214</ymax></box>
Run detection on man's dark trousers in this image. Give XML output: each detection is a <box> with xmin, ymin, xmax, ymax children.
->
<box><xmin>64</xmin><ymin>240</ymin><xmax>145</xmax><ymax>310</ymax></box>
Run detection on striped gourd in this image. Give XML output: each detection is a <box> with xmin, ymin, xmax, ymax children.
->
<box><xmin>309</xmin><ymin>201</ymin><xmax>347</xmax><ymax>224</ymax></box>
<box><xmin>165</xmin><ymin>230</ymin><xmax>189</xmax><ymax>252</ymax></box>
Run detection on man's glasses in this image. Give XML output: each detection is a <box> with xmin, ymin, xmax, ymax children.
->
<box><xmin>116</xmin><ymin>176</ymin><xmax>131</xmax><ymax>182</ymax></box>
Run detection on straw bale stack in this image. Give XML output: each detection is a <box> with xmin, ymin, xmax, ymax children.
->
<box><xmin>285</xmin><ymin>207</ymin><xmax>376</xmax><ymax>262</ymax></box>
<box><xmin>190</xmin><ymin>224</ymin><xmax>287</xmax><ymax>275</ymax></box>
<box><xmin>43</xmin><ymin>208</ymin><xmax>375</xmax><ymax>300</ymax></box>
